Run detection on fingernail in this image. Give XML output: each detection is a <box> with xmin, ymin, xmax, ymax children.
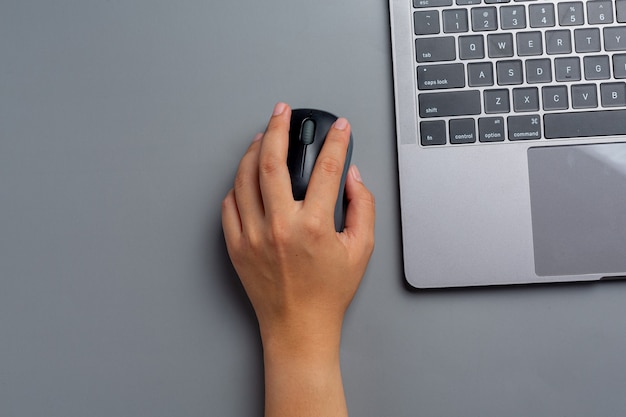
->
<box><xmin>334</xmin><ymin>117</ymin><xmax>349</xmax><ymax>131</ymax></box>
<box><xmin>272</xmin><ymin>102</ymin><xmax>287</xmax><ymax>116</ymax></box>
<box><xmin>252</xmin><ymin>132</ymin><xmax>263</xmax><ymax>142</ymax></box>
<box><xmin>351</xmin><ymin>164</ymin><xmax>362</xmax><ymax>183</ymax></box>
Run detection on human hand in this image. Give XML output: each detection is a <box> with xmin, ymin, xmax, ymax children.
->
<box><xmin>221</xmin><ymin>102</ymin><xmax>375</xmax><ymax>352</ymax></box>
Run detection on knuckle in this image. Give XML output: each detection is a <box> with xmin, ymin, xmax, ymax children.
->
<box><xmin>259</xmin><ymin>154</ymin><xmax>283</xmax><ymax>176</ymax></box>
<box><xmin>245</xmin><ymin>229</ymin><xmax>261</xmax><ymax>248</ymax></box>
<box><xmin>233</xmin><ymin>170</ymin><xmax>251</xmax><ymax>192</ymax></box>
<box><xmin>242</xmin><ymin>229</ymin><xmax>266</xmax><ymax>258</ymax></box>
<box><xmin>317</xmin><ymin>155</ymin><xmax>343</xmax><ymax>176</ymax></box>
<box><xmin>267</xmin><ymin>215</ymin><xmax>291</xmax><ymax>245</ymax></box>
<box><xmin>302</xmin><ymin>213</ymin><xmax>326</xmax><ymax>237</ymax></box>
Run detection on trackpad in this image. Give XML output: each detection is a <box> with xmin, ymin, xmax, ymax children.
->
<box><xmin>528</xmin><ymin>143</ymin><xmax>626</xmax><ymax>276</ymax></box>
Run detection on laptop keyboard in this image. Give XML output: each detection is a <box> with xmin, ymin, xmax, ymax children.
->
<box><xmin>413</xmin><ymin>0</ymin><xmax>626</xmax><ymax>145</ymax></box>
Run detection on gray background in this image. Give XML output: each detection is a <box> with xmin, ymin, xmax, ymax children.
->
<box><xmin>1</xmin><ymin>1</ymin><xmax>626</xmax><ymax>416</ymax></box>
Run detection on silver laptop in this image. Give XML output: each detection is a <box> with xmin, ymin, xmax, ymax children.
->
<box><xmin>389</xmin><ymin>0</ymin><xmax>626</xmax><ymax>288</ymax></box>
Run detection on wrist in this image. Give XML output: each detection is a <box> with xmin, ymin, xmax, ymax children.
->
<box><xmin>261</xmin><ymin>319</ymin><xmax>348</xmax><ymax>417</ymax></box>
<box><xmin>259</xmin><ymin>317</ymin><xmax>343</xmax><ymax>365</ymax></box>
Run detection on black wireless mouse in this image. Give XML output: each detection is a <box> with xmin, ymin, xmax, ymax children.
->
<box><xmin>287</xmin><ymin>108</ymin><xmax>353</xmax><ymax>232</ymax></box>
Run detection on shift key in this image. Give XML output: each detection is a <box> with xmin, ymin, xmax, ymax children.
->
<box><xmin>419</xmin><ymin>91</ymin><xmax>481</xmax><ymax>117</ymax></box>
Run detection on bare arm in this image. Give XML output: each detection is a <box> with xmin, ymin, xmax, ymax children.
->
<box><xmin>222</xmin><ymin>102</ymin><xmax>375</xmax><ymax>417</ymax></box>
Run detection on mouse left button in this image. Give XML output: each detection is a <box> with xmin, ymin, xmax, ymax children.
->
<box><xmin>300</xmin><ymin>119</ymin><xmax>316</xmax><ymax>145</ymax></box>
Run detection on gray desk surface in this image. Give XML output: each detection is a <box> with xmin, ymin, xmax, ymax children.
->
<box><xmin>2</xmin><ymin>1</ymin><xmax>626</xmax><ymax>416</ymax></box>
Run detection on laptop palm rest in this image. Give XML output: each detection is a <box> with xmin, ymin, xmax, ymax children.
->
<box><xmin>528</xmin><ymin>143</ymin><xmax>626</xmax><ymax>277</ymax></box>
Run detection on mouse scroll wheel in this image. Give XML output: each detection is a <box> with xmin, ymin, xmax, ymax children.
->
<box><xmin>300</xmin><ymin>119</ymin><xmax>316</xmax><ymax>145</ymax></box>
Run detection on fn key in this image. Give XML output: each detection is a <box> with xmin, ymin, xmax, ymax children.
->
<box><xmin>420</xmin><ymin>120</ymin><xmax>446</xmax><ymax>146</ymax></box>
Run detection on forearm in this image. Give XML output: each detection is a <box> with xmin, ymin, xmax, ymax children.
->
<box><xmin>262</xmin><ymin>329</ymin><xmax>348</xmax><ymax>417</ymax></box>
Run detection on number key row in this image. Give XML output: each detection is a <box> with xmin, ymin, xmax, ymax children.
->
<box><xmin>415</xmin><ymin>2</ymin><xmax>626</xmax><ymax>33</ymax></box>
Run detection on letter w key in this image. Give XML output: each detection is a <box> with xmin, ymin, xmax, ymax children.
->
<box><xmin>488</xmin><ymin>34</ymin><xmax>514</xmax><ymax>58</ymax></box>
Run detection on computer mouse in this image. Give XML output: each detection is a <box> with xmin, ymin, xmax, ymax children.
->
<box><xmin>287</xmin><ymin>108</ymin><xmax>353</xmax><ymax>232</ymax></box>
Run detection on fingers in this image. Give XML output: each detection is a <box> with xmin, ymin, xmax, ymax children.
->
<box><xmin>258</xmin><ymin>102</ymin><xmax>295</xmax><ymax>216</ymax></box>
<box><xmin>232</xmin><ymin>134</ymin><xmax>264</xmax><ymax>233</ymax></box>
<box><xmin>342</xmin><ymin>165</ymin><xmax>375</xmax><ymax>249</ymax></box>
<box><xmin>304</xmin><ymin>118</ymin><xmax>351</xmax><ymax>218</ymax></box>
<box><xmin>221</xmin><ymin>188</ymin><xmax>242</xmax><ymax>247</ymax></box>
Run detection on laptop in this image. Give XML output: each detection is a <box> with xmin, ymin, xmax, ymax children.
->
<box><xmin>389</xmin><ymin>0</ymin><xmax>626</xmax><ymax>288</ymax></box>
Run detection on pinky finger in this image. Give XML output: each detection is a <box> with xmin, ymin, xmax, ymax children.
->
<box><xmin>222</xmin><ymin>189</ymin><xmax>242</xmax><ymax>246</ymax></box>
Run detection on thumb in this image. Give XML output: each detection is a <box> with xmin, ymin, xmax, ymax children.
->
<box><xmin>341</xmin><ymin>165</ymin><xmax>375</xmax><ymax>248</ymax></box>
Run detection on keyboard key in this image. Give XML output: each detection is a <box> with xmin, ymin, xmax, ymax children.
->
<box><xmin>614</xmin><ymin>54</ymin><xmax>626</xmax><ymax>78</ymax></box>
<box><xmin>508</xmin><ymin>115</ymin><xmax>542</xmax><ymax>140</ymax></box>
<box><xmin>517</xmin><ymin>31</ymin><xmax>543</xmax><ymax>56</ymax></box>
<box><xmin>478</xmin><ymin>117</ymin><xmax>505</xmax><ymax>142</ymax></box>
<box><xmin>571</xmin><ymin>84</ymin><xmax>598</xmax><ymax>108</ymax></box>
<box><xmin>558</xmin><ymin>2</ymin><xmax>584</xmax><ymax>26</ymax></box>
<box><xmin>468</xmin><ymin>62</ymin><xmax>494</xmax><ymax>86</ymax></box>
<box><xmin>414</xmin><ymin>10</ymin><xmax>440</xmax><ymax>35</ymax></box>
<box><xmin>574</xmin><ymin>28</ymin><xmax>601</xmax><ymax>53</ymax></box>
<box><xmin>472</xmin><ymin>7</ymin><xmax>498</xmax><ymax>31</ymax></box>
<box><xmin>414</xmin><ymin>0</ymin><xmax>453</xmax><ymax>7</ymax></box>
<box><xmin>496</xmin><ymin>60</ymin><xmax>523</xmax><ymax>85</ymax></box>
<box><xmin>500</xmin><ymin>5</ymin><xmax>526</xmax><ymax>29</ymax></box>
<box><xmin>542</xmin><ymin>85</ymin><xmax>569</xmax><ymax>110</ymax></box>
<box><xmin>484</xmin><ymin>89</ymin><xmax>510</xmax><ymax>113</ymax></box>
<box><xmin>546</xmin><ymin>30</ymin><xmax>571</xmax><ymax>54</ymax></box>
<box><xmin>457</xmin><ymin>0</ymin><xmax>481</xmax><ymax>4</ymax></box>
<box><xmin>617</xmin><ymin>0</ymin><xmax>626</xmax><ymax>23</ymax></box>
<box><xmin>584</xmin><ymin>55</ymin><xmax>611</xmax><ymax>80</ymax></box>
<box><xmin>604</xmin><ymin>27</ymin><xmax>626</xmax><ymax>51</ymax></box>
<box><xmin>544</xmin><ymin>110</ymin><xmax>626</xmax><ymax>139</ymax></box>
<box><xmin>586</xmin><ymin>1</ymin><xmax>613</xmax><ymax>24</ymax></box>
<box><xmin>555</xmin><ymin>57</ymin><xmax>581</xmax><ymax>81</ymax></box>
<box><xmin>420</xmin><ymin>120</ymin><xmax>447</xmax><ymax>145</ymax></box>
<box><xmin>600</xmin><ymin>82</ymin><xmax>626</xmax><ymax>107</ymax></box>
<box><xmin>416</xmin><ymin>37</ymin><xmax>456</xmax><ymax>62</ymax></box>
<box><xmin>529</xmin><ymin>4</ymin><xmax>555</xmax><ymax>27</ymax></box>
<box><xmin>418</xmin><ymin>90</ymin><xmax>481</xmax><ymax>117</ymax></box>
<box><xmin>459</xmin><ymin>35</ymin><xmax>485</xmax><ymax>59</ymax></box>
<box><xmin>526</xmin><ymin>59</ymin><xmax>552</xmax><ymax>83</ymax></box>
<box><xmin>417</xmin><ymin>63</ymin><xmax>465</xmax><ymax>90</ymax></box>
<box><xmin>443</xmin><ymin>9</ymin><xmax>469</xmax><ymax>33</ymax></box>
<box><xmin>513</xmin><ymin>87</ymin><xmax>540</xmax><ymax>111</ymax></box>
<box><xmin>488</xmin><ymin>33</ymin><xmax>514</xmax><ymax>57</ymax></box>
<box><xmin>449</xmin><ymin>118</ymin><xmax>476</xmax><ymax>144</ymax></box>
